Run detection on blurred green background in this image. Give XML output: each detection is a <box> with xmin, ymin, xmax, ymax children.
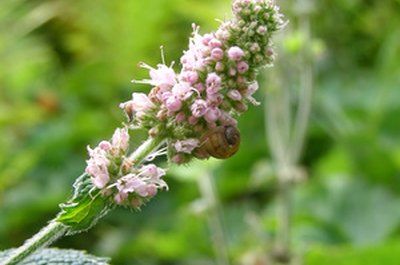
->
<box><xmin>1</xmin><ymin>0</ymin><xmax>400</xmax><ymax>264</ymax></box>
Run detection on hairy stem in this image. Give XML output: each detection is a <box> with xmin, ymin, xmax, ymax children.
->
<box><xmin>2</xmin><ymin>221</ymin><xmax>67</xmax><ymax>265</ymax></box>
<box><xmin>2</xmin><ymin>136</ymin><xmax>165</xmax><ymax>265</ymax></box>
<box><xmin>129</xmin><ymin>136</ymin><xmax>166</xmax><ymax>164</ymax></box>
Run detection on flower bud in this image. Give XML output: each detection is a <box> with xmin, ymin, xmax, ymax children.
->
<box><xmin>148</xmin><ymin>127</ymin><xmax>159</xmax><ymax>137</ymax></box>
<box><xmin>234</xmin><ymin>102</ymin><xmax>248</xmax><ymax>113</ymax></box>
<box><xmin>204</xmin><ymin>107</ymin><xmax>221</xmax><ymax>123</ymax></box>
<box><xmin>165</xmin><ymin>96</ymin><xmax>182</xmax><ymax>112</ymax></box>
<box><xmin>228</xmin><ymin>46</ymin><xmax>245</xmax><ymax>61</ymax></box>
<box><xmin>211</xmin><ymin>48</ymin><xmax>224</xmax><ymax>61</ymax></box>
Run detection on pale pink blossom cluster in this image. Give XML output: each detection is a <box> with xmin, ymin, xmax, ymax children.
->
<box><xmin>85</xmin><ymin>127</ymin><xmax>129</xmax><ymax>189</ymax></box>
<box><xmin>114</xmin><ymin>164</ymin><xmax>167</xmax><ymax>207</ymax></box>
<box><xmin>120</xmin><ymin>0</ymin><xmax>285</xmax><ymax>164</ymax></box>
<box><xmin>85</xmin><ymin>127</ymin><xmax>167</xmax><ymax>207</ymax></box>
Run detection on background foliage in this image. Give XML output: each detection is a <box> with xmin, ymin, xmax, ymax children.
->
<box><xmin>1</xmin><ymin>0</ymin><xmax>400</xmax><ymax>264</ymax></box>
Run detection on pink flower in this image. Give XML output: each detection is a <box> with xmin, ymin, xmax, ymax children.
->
<box><xmin>193</xmin><ymin>82</ymin><xmax>205</xmax><ymax>92</ymax></box>
<box><xmin>188</xmin><ymin>116</ymin><xmax>199</xmax><ymax>125</ymax></box>
<box><xmin>117</xmin><ymin>175</ymin><xmax>145</xmax><ymax>194</ymax></box>
<box><xmin>216</xmin><ymin>27</ymin><xmax>230</xmax><ymax>41</ymax></box>
<box><xmin>175</xmin><ymin>112</ymin><xmax>186</xmax><ymax>123</ymax></box>
<box><xmin>111</xmin><ymin>127</ymin><xmax>129</xmax><ymax>152</ymax></box>
<box><xmin>204</xmin><ymin>107</ymin><xmax>221</xmax><ymax>123</ymax></box>
<box><xmin>206</xmin><ymin>86</ymin><xmax>221</xmax><ymax>95</ymax></box>
<box><xmin>160</xmin><ymin>91</ymin><xmax>172</xmax><ymax>102</ymax></box>
<box><xmin>99</xmin><ymin>141</ymin><xmax>112</xmax><ymax>151</ymax></box>
<box><xmin>215</xmin><ymin>62</ymin><xmax>225</xmax><ymax>72</ymax></box>
<box><xmin>257</xmin><ymin>26</ymin><xmax>267</xmax><ymax>35</ymax></box>
<box><xmin>85</xmin><ymin>128</ymin><xmax>130</xmax><ymax>190</ymax></box>
<box><xmin>237</xmin><ymin>61</ymin><xmax>249</xmax><ymax>73</ymax></box>
<box><xmin>227</xmin><ymin>89</ymin><xmax>242</xmax><ymax>101</ymax></box>
<box><xmin>86</xmin><ymin>147</ymin><xmax>109</xmax><ymax>168</ymax></box>
<box><xmin>181</xmin><ymin>27</ymin><xmax>209</xmax><ymax>71</ymax></box>
<box><xmin>172</xmin><ymin>82</ymin><xmax>193</xmax><ymax>100</ymax></box>
<box><xmin>174</xmin><ymin>139</ymin><xmax>200</xmax><ymax>154</ymax></box>
<box><xmin>254</xmin><ymin>5</ymin><xmax>262</xmax><ymax>13</ymax></box>
<box><xmin>85</xmin><ymin>146</ymin><xmax>110</xmax><ymax>189</ymax></box>
<box><xmin>149</xmin><ymin>64</ymin><xmax>177</xmax><ymax>89</ymax></box>
<box><xmin>114</xmin><ymin>192</ymin><xmax>128</xmax><ymax>205</ymax></box>
<box><xmin>202</xmin><ymin>33</ymin><xmax>213</xmax><ymax>45</ymax></box>
<box><xmin>140</xmin><ymin>164</ymin><xmax>166</xmax><ymax>179</ymax></box>
<box><xmin>209</xmin><ymin>38</ymin><xmax>222</xmax><ymax>48</ymax></box>
<box><xmin>265</xmin><ymin>47</ymin><xmax>274</xmax><ymax>57</ymax></box>
<box><xmin>181</xmin><ymin>71</ymin><xmax>199</xmax><ymax>84</ymax></box>
<box><xmin>120</xmin><ymin>93</ymin><xmax>154</xmax><ymax>113</ymax></box>
<box><xmin>228</xmin><ymin>46</ymin><xmax>245</xmax><ymax>61</ymax></box>
<box><xmin>114</xmin><ymin>165</ymin><xmax>167</xmax><ymax>199</ymax></box>
<box><xmin>211</xmin><ymin>48</ymin><xmax>224</xmax><ymax>61</ymax></box>
<box><xmin>136</xmin><ymin>184</ymin><xmax>151</xmax><ymax>197</ymax></box>
<box><xmin>145</xmin><ymin>184</ymin><xmax>158</xmax><ymax>197</ymax></box>
<box><xmin>207</xmin><ymin>93</ymin><xmax>223</xmax><ymax>105</ymax></box>
<box><xmin>191</xmin><ymin>99</ymin><xmax>208</xmax><ymax>117</ymax></box>
<box><xmin>246</xmin><ymin>82</ymin><xmax>259</xmax><ymax>96</ymax></box>
<box><xmin>250</xmin><ymin>43</ymin><xmax>261</xmax><ymax>53</ymax></box>
<box><xmin>206</xmin><ymin>73</ymin><xmax>222</xmax><ymax>94</ymax></box>
<box><xmin>171</xmin><ymin>154</ymin><xmax>186</xmax><ymax>164</ymax></box>
<box><xmin>181</xmin><ymin>53</ymin><xmax>207</xmax><ymax>72</ymax></box>
<box><xmin>242</xmin><ymin>82</ymin><xmax>260</xmax><ymax>106</ymax></box>
<box><xmin>87</xmin><ymin>164</ymin><xmax>110</xmax><ymax>189</ymax></box>
<box><xmin>165</xmin><ymin>96</ymin><xmax>182</xmax><ymax>112</ymax></box>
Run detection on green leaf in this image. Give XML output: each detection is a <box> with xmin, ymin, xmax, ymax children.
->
<box><xmin>0</xmin><ymin>248</ymin><xmax>110</xmax><ymax>265</ymax></box>
<box><xmin>56</xmin><ymin>174</ymin><xmax>111</xmax><ymax>235</ymax></box>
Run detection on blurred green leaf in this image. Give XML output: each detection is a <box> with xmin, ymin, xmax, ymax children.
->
<box><xmin>0</xmin><ymin>248</ymin><xmax>110</xmax><ymax>265</ymax></box>
<box><xmin>306</xmin><ymin>243</ymin><xmax>400</xmax><ymax>265</ymax></box>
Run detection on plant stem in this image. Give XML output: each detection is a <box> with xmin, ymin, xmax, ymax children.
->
<box><xmin>2</xmin><ymin>136</ymin><xmax>165</xmax><ymax>265</ymax></box>
<box><xmin>198</xmin><ymin>172</ymin><xmax>230</xmax><ymax>265</ymax></box>
<box><xmin>129</xmin><ymin>136</ymin><xmax>166</xmax><ymax>164</ymax></box>
<box><xmin>265</xmin><ymin>79</ymin><xmax>294</xmax><ymax>263</ymax></box>
<box><xmin>274</xmin><ymin>171</ymin><xmax>292</xmax><ymax>263</ymax></box>
<box><xmin>291</xmin><ymin>8</ymin><xmax>312</xmax><ymax>164</ymax></box>
<box><xmin>265</xmin><ymin>2</ymin><xmax>313</xmax><ymax>261</ymax></box>
<box><xmin>2</xmin><ymin>221</ymin><xmax>67</xmax><ymax>265</ymax></box>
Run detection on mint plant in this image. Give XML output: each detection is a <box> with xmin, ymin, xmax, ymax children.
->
<box><xmin>0</xmin><ymin>1</ymin><xmax>285</xmax><ymax>264</ymax></box>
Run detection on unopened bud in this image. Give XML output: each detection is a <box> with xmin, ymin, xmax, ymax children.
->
<box><xmin>156</xmin><ymin>109</ymin><xmax>167</xmax><ymax>121</ymax></box>
<box><xmin>149</xmin><ymin>127</ymin><xmax>159</xmax><ymax>138</ymax></box>
<box><xmin>235</xmin><ymin>102</ymin><xmax>248</xmax><ymax>113</ymax></box>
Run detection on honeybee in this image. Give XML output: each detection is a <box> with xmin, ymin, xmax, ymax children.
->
<box><xmin>194</xmin><ymin>125</ymin><xmax>241</xmax><ymax>159</ymax></box>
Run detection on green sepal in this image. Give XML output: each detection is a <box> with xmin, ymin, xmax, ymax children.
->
<box><xmin>56</xmin><ymin>174</ymin><xmax>112</xmax><ymax>235</ymax></box>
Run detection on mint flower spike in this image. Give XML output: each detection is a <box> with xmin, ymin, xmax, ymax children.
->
<box><xmin>2</xmin><ymin>1</ymin><xmax>285</xmax><ymax>265</ymax></box>
<box><xmin>122</xmin><ymin>0</ymin><xmax>286</xmax><ymax>164</ymax></box>
<box><xmin>85</xmin><ymin>0</ymin><xmax>286</xmax><ymax>210</ymax></box>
